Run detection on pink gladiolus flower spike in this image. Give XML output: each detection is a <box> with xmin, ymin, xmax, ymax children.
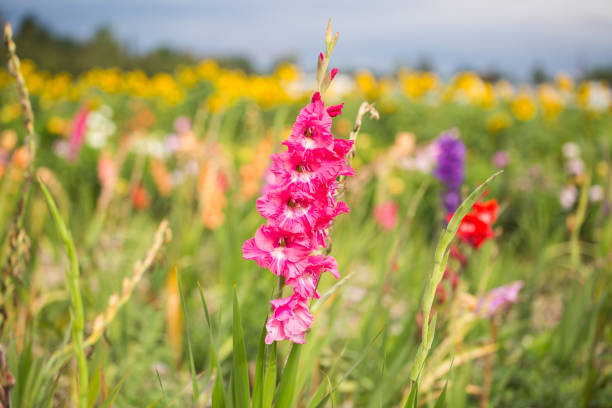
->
<box><xmin>242</xmin><ymin>85</ymin><xmax>353</xmax><ymax>344</ymax></box>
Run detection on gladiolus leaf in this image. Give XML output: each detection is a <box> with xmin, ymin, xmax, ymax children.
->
<box><xmin>175</xmin><ymin>266</ymin><xmax>199</xmax><ymax>404</ymax></box>
<box><xmin>252</xmin><ymin>322</ymin><xmax>267</xmax><ymax>408</ymax></box>
<box><xmin>275</xmin><ymin>343</ymin><xmax>302</xmax><ymax>408</ymax></box>
<box><xmin>197</xmin><ymin>283</ymin><xmax>226</xmax><ymax>408</ymax></box>
<box><xmin>232</xmin><ymin>286</ymin><xmax>250</xmax><ymax>408</ymax></box>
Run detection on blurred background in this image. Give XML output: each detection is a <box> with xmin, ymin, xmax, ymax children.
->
<box><xmin>0</xmin><ymin>1</ymin><xmax>611</xmax><ymax>407</ymax></box>
<box><xmin>2</xmin><ymin>0</ymin><xmax>612</xmax><ymax>81</ymax></box>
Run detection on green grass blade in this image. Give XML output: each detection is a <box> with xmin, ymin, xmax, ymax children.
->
<box><xmin>232</xmin><ymin>286</ymin><xmax>251</xmax><ymax>408</ymax></box>
<box><xmin>275</xmin><ymin>343</ymin><xmax>302</xmax><ymax>408</ymax></box>
<box><xmin>39</xmin><ymin>178</ymin><xmax>89</xmax><ymax>408</ymax></box>
<box><xmin>307</xmin><ymin>346</ymin><xmax>347</xmax><ymax>408</ymax></box>
<box><xmin>87</xmin><ymin>367</ymin><xmax>102</xmax><ymax>408</ymax></box>
<box><xmin>403</xmin><ymin>382</ymin><xmax>418</xmax><ymax>408</ymax></box>
<box><xmin>316</xmin><ymin>325</ymin><xmax>385</xmax><ymax>408</ymax></box>
<box><xmin>197</xmin><ymin>282</ymin><xmax>227</xmax><ymax>408</ymax></box>
<box><xmin>433</xmin><ymin>381</ymin><xmax>448</xmax><ymax>408</ymax></box>
<box><xmin>175</xmin><ymin>266</ymin><xmax>200</xmax><ymax>404</ymax></box>
<box><xmin>98</xmin><ymin>374</ymin><xmax>127</xmax><ymax>408</ymax></box>
<box><xmin>252</xmin><ymin>323</ymin><xmax>267</xmax><ymax>408</ymax></box>
<box><xmin>262</xmin><ymin>342</ymin><xmax>277</xmax><ymax>408</ymax></box>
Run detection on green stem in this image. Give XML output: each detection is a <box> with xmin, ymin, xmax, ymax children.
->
<box><xmin>409</xmin><ymin>171</ymin><xmax>502</xmax><ymax>383</ymax></box>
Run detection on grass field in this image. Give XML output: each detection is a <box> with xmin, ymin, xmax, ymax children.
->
<box><xmin>0</xmin><ymin>23</ymin><xmax>611</xmax><ymax>407</ymax></box>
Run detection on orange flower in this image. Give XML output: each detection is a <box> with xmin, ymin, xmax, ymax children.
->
<box><xmin>239</xmin><ymin>136</ymin><xmax>273</xmax><ymax>199</ymax></box>
<box><xmin>1</xmin><ymin>130</ymin><xmax>17</xmax><ymax>151</ymax></box>
<box><xmin>150</xmin><ymin>159</ymin><xmax>173</xmax><ymax>197</ymax></box>
<box><xmin>12</xmin><ymin>147</ymin><xmax>29</xmax><ymax>169</ymax></box>
<box><xmin>198</xmin><ymin>161</ymin><xmax>226</xmax><ymax>229</ymax></box>
<box><xmin>131</xmin><ymin>184</ymin><xmax>149</xmax><ymax>210</ymax></box>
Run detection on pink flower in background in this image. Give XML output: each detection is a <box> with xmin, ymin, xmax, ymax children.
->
<box><xmin>401</xmin><ymin>142</ymin><xmax>438</xmax><ymax>174</ymax></box>
<box><xmin>566</xmin><ymin>158</ymin><xmax>585</xmax><ymax>176</ymax></box>
<box><xmin>265</xmin><ymin>294</ymin><xmax>314</xmax><ymax>344</ymax></box>
<box><xmin>243</xmin><ymin>83</ymin><xmax>352</xmax><ymax>343</ymax></box>
<box><xmin>173</xmin><ymin>116</ymin><xmax>192</xmax><ymax>134</ymax></box>
<box><xmin>477</xmin><ymin>281</ymin><xmax>523</xmax><ymax>318</ymax></box>
<box><xmin>68</xmin><ymin>106</ymin><xmax>89</xmax><ymax>161</ymax></box>
<box><xmin>97</xmin><ymin>153</ymin><xmax>117</xmax><ymax>187</ymax></box>
<box><xmin>373</xmin><ymin>201</ymin><xmax>399</xmax><ymax>230</ymax></box>
<box><xmin>492</xmin><ymin>151</ymin><xmax>510</xmax><ymax>168</ymax></box>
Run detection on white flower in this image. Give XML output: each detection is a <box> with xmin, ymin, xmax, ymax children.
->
<box><xmin>560</xmin><ymin>185</ymin><xmax>578</xmax><ymax>210</ymax></box>
<box><xmin>566</xmin><ymin>158</ymin><xmax>585</xmax><ymax>176</ymax></box>
<box><xmin>562</xmin><ymin>142</ymin><xmax>580</xmax><ymax>159</ymax></box>
<box><xmin>589</xmin><ymin>185</ymin><xmax>604</xmax><ymax>202</ymax></box>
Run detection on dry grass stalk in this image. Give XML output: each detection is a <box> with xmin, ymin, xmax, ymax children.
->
<box><xmin>53</xmin><ymin>219</ymin><xmax>171</xmax><ymax>362</ymax></box>
<box><xmin>1</xmin><ymin>22</ymin><xmax>38</xmax><ymax>334</ymax></box>
<box><xmin>0</xmin><ymin>345</ymin><xmax>15</xmax><ymax>408</ymax></box>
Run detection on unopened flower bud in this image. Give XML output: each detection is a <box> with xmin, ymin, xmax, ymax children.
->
<box><xmin>330</xmin><ymin>67</ymin><xmax>338</xmax><ymax>81</ymax></box>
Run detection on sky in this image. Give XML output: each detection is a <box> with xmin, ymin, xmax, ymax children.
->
<box><xmin>2</xmin><ymin>0</ymin><xmax>612</xmax><ymax>79</ymax></box>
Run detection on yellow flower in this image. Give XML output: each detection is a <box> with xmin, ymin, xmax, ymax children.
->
<box><xmin>387</xmin><ymin>176</ymin><xmax>405</xmax><ymax>196</ymax></box>
<box><xmin>398</xmin><ymin>69</ymin><xmax>439</xmax><ymax>100</ymax></box>
<box><xmin>0</xmin><ymin>103</ymin><xmax>21</xmax><ymax>123</ymax></box>
<box><xmin>206</xmin><ymin>94</ymin><xmax>225</xmax><ymax>113</ymax></box>
<box><xmin>494</xmin><ymin>80</ymin><xmax>514</xmax><ymax>100</ymax></box>
<box><xmin>486</xmin><ymin>112</ymin><xmax>513</xmax><ymax>133</ymax></box>
<box><xmin>47</xmin><ymin>116</ymin><xmax>70</xmax><ymax>136</ymax></box>
<box><xmin>274</xmin><ymin>63</ymin><xmax>300</xmax><ymax>83</ymax></box>
<box><xmin>355</xmin><ymin>70</ymin><xmax>379</xmax><ymax>99</ymax></box>
<box><xmin>0</xmin><ymin>70</ymin><xmax>12</xmax><ymax>89</ymax></box>
<box><xmin>555</xmin><ymin>72</ymin><xmax>573</xmax><ymax>92</ymax></box>
<box><xmin>448</xmin><ymin>72</ymin><xmax>494</xmax><ymax>107</ymax></box>
<box><xmin>197</xmin><ymin>59</ymin><xmax>219</xmax><ymax>80</ymax></box>
<box><xmin>597</xmin><ymin>161</ymin><xmax>608</xmax><ymax>178</ymax></box>
<box><xmin>178</xmin><ymin>66</ymin><xmax>198</xmax><ymax>88</ymax></box>
<box><xmin>537</xmin><ymin>84</ymin><xmax>563</xmax><ymax>119</ymax></box>
<box><xmin>511</xmin><ymin>90</ymin><xmax>537</xmax><ymax>121</ymax></box>
<box><xmin>122</xmin><ymin>70</ymin><xmax>149</xmax><ymax>97</ymax></box>
<box><xmin>152</xmin><ymin>72</ymin><xmax>184</xmax><ymax>105</ymax></box>
<box><xmin>577</xmin><ymin>81</ymin><xmax>611</xmax><ymax>112</ymax></box>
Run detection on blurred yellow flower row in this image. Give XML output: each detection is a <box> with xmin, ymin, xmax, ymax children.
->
<box><xmin>1</xmin><ymin>60</ymin><xmax>610</xmax><ymax>120</ymax></box>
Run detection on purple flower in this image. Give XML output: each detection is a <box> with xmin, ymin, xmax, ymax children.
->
<box><xmin>435</xmin><ymin>129</ymin><xmax>466</xmax><ymax>213</ymax></box>
<box><xmin>443</xmin><ymin>191</ymin><xmax>461</xmax><ymax>213</ymax></box>
<box><xmin>477</xmin><ymin>281</ymin><xmax>523</xmax><ymax>318</ymax></box>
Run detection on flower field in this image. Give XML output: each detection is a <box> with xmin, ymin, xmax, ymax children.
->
<box><xmin>0</xmin><ymin>21</ymin><xmax>611</xmax><ymax>408</ymax></box>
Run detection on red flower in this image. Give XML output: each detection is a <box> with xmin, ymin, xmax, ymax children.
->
<box><xmin>448</xmin><ymin>199</ymin><xmax>498</xmax><ymax>249</ymax></box>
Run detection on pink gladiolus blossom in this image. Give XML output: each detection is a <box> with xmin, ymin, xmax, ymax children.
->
<box><xmin>242</xmin><ymin>225</ymin><xmax>311</xmax><ymax>278</ymax></box>
<box><xmin>68</xmin><ymin>106</ymin><xmax>89</xmax><ymax>161</ymax></box>
<box><xmin>327</xmin><ymin>103</ymin><xmax>344</xmax><ymax>117</ymax></box>
<box><xmin>265</xmin><ymin>294</ymin><xmax>314</xmax><ymax>344</ymax></box>
<box><xmin>373</xmin><ymin>201</ymin><xmax>399</xmax><ymax>230</ymax></box>
<box><xmin>243</xmin><ymin>82</ymin><xmax>351</xmax><ymax>343</ymax></box>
